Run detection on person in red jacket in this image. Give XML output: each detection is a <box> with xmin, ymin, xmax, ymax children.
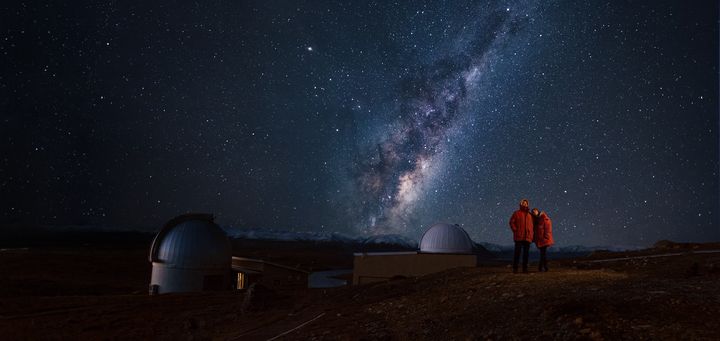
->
<box><xmin>509</xmin><ymin>199</ymin><xmax>534</xmax><ymax>273</ymax></box>
<box><xmin>531</xmin><ymin>208</ymin><xmax>554</xmax><ymax>272</ymax></box>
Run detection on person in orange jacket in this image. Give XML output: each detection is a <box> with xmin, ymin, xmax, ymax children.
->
<box><xmin>509</xmin><ymin>199</ymin><xmax>534</xmax><ymax>273</ymax></box>
<box><xmin>532</xmin><ymin>208</ymin><xmax>554</xmax><ymax>272</ymax></box>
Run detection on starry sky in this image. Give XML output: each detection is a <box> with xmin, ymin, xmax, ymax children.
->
<box><xmin>1</xmin><ymin>0</ymin><xmax>718</xmax><ymax>246</ymax></box>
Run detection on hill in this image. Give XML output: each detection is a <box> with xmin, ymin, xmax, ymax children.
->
<box><xmin>0</xmin><ymin>238</ymin><xmax>718</xmax><ymax>339</ymax></box>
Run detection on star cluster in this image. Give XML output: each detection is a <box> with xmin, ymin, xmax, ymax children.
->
<box><xmin>1</xmin><ymin>1</ymin><xmax>717</xmax><ymax>246</ymax></box>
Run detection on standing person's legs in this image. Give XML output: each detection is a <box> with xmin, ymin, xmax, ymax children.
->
<box><xmin>521</xmin><ymin>241</ymin><xmax>530</xmax><ymax>272</ymax></box>
<box><xmin>513</xmin><ymin>241</ymin><xmax>521</xmax><ymax>273</ymax></box>
<box><xmin>539</xmin><ymin>246</ymin><xmax>547</xmax><ymax>272</ymax></box>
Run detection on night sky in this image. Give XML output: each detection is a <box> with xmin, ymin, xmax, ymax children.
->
<box><xmin>2</xmin><ymin>1</ymin><xmax>718</xmax><ymax>246</ymax></box>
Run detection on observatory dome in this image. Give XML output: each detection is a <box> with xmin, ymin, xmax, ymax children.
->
<box><xmin>150</xmin><ymin>214</ymin><xmax>231</xmax><ymax>269</ymax></box>
<box><xmin>149</xmin><ymin>213</ymin><xmax>232</xmax><ymax>294</ymax></box>
<box><xmin>419</xmin><ymin>223</ymin><xmax>474</xmax><ymax>254</ymax></box>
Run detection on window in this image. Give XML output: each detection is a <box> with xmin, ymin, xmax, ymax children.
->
<box><xmin>236</xmin><ymin>272</ymin><xmax>246</xmax><ymax>290</ymax></box>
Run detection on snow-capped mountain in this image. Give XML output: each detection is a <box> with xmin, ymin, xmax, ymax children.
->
<box><xmin>224</xmin><ymin>227</ymin><xmax>354</xmax><ymax>243</ymax></box>
<box><xmin>224</xmin><ymin>227</ymin><xmax>419</xmax><ymax>248</ymax></box>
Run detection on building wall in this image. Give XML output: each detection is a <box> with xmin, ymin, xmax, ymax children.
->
<box><xmin>258</xmin><ymin>264</ymin><xmax>308</xmax><ymax>289</ymax></box>
<box><xmin>150</xmin><ymin>263</ymin><xmax>231</xmax><ymax>294</ymax></box>
<box><xmin>352</xmin><ymin>252</ymin><xmax>477</xmax><ymax>285</ymax></box>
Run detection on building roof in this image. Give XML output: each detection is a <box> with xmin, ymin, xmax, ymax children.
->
<box><xmin>419</xmin><ymin>223</ymin><xmax>474</xmax><ymax>254</ymax></box>
<box><xmin>352</xmin><ymin>251</ymin><xmax>418</xmax><ymax>256</ymax></box>
<box><xmin>231</xmin><ymin>256</ymin><xmax>309</xmax><ymax>274</ymax></box>
<box><xmin>149</xmin><ymin>213</ymin><xmax>231</xmax><ymax>269</ymax></box>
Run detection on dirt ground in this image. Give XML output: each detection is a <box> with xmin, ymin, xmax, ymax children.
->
<box><xmin>0</xmin><ymin>241</ymin><xmax>719</xmax><ymax>340</ymax></box>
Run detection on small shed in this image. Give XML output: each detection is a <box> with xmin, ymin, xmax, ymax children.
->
<box><xmin>149</xmin><ymin>213</ymin><xmax>232</xmax><ymax>294</ymax></box>
<box><xmin>232</xmin><ymin>256</ymin><xmax>309</xmax><ymax>290</ymax></box>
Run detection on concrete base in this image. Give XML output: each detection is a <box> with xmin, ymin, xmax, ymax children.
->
<box><xmin>150</xmin><ymin>263</ymin><xmax>230</xmax><ymax>294</ymax></box>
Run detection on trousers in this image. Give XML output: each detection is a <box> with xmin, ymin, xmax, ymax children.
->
<box><xmin>538</xmin><ymin>246</ymin><xmax>549</xmax><ymax>271</ymax></box>
<box><xmin>513</xmin><ymin>241</ymin><xmax>530</xmax><ymax>272</ymax></box>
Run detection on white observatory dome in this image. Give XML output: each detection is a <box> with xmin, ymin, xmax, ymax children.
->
<box><xmin>419</xmin><ymin>223</ymin><xmax>474</xmax><ymax>254</ymax></box>
<box><xmin>149</xmin><ymin>213</ymin><xmax>232</xmax><ymax>294</ymax></box>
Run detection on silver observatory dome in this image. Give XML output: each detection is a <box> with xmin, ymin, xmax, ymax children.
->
<box><xmin>149</xmin><ymin>213</ymin><xmax>232</xmax><ymax>294</ymax></box>
<box><xmin>419</xmin><ymin>223</ymin><xmax>474</xmax><ymax>254</ymax></box>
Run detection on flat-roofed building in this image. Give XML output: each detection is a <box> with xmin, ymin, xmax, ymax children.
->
<box><xmin>352</xmin><ymin>223</ymin><xmax>478</xmax><ymax>285</ymax></box>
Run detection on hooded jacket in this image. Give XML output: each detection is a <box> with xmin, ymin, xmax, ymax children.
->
<box><xmin>509</xmin><ymin>205</ymin><xmax>534</xmax><ymax>242</ymax></box>
<box><xmin>533</xmin><ymin>212</ymin><xmax>554</xmax><ymax>248</ymax></box>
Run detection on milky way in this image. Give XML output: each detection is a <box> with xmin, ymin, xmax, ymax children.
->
<box><xmin>349</xmin><ymin>5</ymin><xmax>532</xmax><ymax>234</ymax></box>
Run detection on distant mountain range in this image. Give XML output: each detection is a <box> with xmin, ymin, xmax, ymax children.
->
<box><xmin>225</xmin><ymin>227</ymin><xmax>643</xmax><ymax>253</ymax></box>
<box><xmin>225</xmin><ymin>227</ymin><xmax>418</xmax><ymax>249</ymax></box>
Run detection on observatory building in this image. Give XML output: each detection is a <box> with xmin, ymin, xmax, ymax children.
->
<box><xmin>149</xmin><ymin>213</ymin><xmax>232</xmax><ymax>294</ymax></box>
<box><xmin>352</xmin><ymin>223</ymin><xmax>478</xmax><ymax>285</ymax></box>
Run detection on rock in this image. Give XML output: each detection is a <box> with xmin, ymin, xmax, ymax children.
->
<box><xmin>686</xmin><ymin>262</ymin><xmax>701</xmax><ymax>277</ymax></box>
<box><xmin>653</xmin><ymin>240</ymin><xmax>675</xmax><ymax>249</ymax></box>
<box><xmin>707</xmin><ymin>263</ymin><xmax>719</xmax><ymax>274</ymax></box>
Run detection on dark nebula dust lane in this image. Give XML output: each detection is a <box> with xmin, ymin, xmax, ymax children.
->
<box><xmin>1</xmin><ymin>0</ymin><xmax>718</xmax><ymax>246</ymax></box>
